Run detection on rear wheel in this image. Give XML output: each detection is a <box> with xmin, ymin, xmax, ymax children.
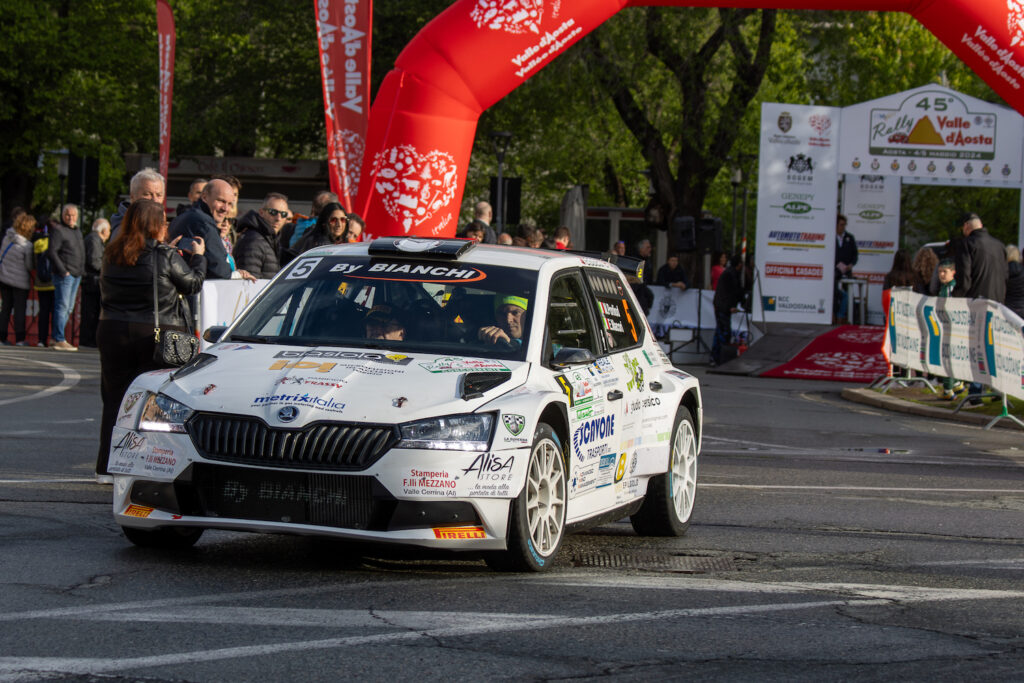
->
<box><xmin>485</xmin><ymin>422</ymin><xmax>566</xmax><ymax>572</ymax></box>
<box><xmin>630</xmin><ymin>406</ymin><xmax>697</xmax><ymax>536</ymax></box>
<box><xmin>121</xmin><ymin>525</ymin><xmax>204</xmax><ymax>549</ymax></box>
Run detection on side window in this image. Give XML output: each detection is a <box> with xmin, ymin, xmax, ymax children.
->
<box><xmin>546</xmin><ymin>272</ymin><xmax>600</xmax><ymax>359</ymax></box>
<box><xmin>586</xmin><ymin>270</ymin><xmax>644</xmax><ymax>350</ymax></box>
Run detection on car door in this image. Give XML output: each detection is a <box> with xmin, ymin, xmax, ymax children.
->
<box><xmin>582</xmin><ymin>267</ymin><xmax>652</xmax><ymax>507</ymax></box>
<box><xmin>544</xmin><ymin>269</ymin><xmax>627</xmax><ymax>520</ymax></box>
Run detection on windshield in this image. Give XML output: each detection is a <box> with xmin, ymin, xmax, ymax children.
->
<box><xmin>228</xmin><ymin>254</ymin><xmax>536</xmax><ymax>361</ymax></box>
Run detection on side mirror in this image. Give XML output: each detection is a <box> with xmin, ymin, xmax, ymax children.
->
<box><xmin>202</xmin><ymin>326</ymin><xmax>227</xmax><ymax>343</ymax></box>
<box><xmin>550</xmin><ymin>346</ymin><xmax>596</xmax><ymax>367</ymax></box>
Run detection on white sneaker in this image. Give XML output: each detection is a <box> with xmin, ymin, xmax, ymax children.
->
<box><xmin>52</xmin><ymin>341</ymin><xmax>78</xmax><ymax>351</ymax></box>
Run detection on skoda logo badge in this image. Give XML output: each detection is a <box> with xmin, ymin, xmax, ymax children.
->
<box><xmin>278</xmin><ymin>406</ymin><xmax>299</xmax><ymax>423</ymax></box>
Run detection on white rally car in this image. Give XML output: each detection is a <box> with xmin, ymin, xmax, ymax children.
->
<box><xmin>111</xmin><ymin>238</ymin><xmax>702</xmax><ymax>571</ymax></box>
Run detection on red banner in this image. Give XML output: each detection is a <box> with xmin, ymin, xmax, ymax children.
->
<box><xmin>315</xmin><ymin>0</ymin><xmax>372</xmax><ymax>213</ymax></box>
<box><xmin>156</xmin><ymin>0</ymin><xmax>175</xmax><ymax>187</ymax></box>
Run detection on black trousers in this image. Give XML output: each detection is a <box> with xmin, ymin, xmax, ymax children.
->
<box><xmin>96</xmin><ymin>319</ymin><xmax>183</xmax><ymax>475</ymax></box>
<box><xmin>35</xmin><ymin>289</ymin><xmax>54</xmax><ymax>345</ymax></box>
<box><xmin>80</xmin><ymin>283</ymin><xmax>101</xmax><ymax>346</ymax></box>
<box><xmin>0</xmin><ymin>284</ymin><xmax>29</xmax><ymax>343</ymax></box>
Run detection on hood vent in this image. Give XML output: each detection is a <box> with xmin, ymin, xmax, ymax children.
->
<box><xmin>461</xmin><ymin>372</ymin><xmax>511</xmax><ymax>400</ymax></box>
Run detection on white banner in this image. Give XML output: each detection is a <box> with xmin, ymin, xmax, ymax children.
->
<box><xmin>754</xmin><ymin>102</ymin><xmax>842</xmax><ymax>324</ymax></box>
<box><xmin>646</xmin><ymin>286</ymin><xmax>746</xmax><ymax>337</ymax></box>
<box><xmin>198</xmin><ymin>279</ymin><xmax>271</xmax><ymax>349</ymax></box>
<box><xmin>838</xmin><ymin>85</ymin><xmax>1024</xmax><ymax>188</ymax></box>
<box><xmin>886</xmin><ymin>288</ymin><xmax>1024</xmax><ymax>400</ymax></box>
<box><xmin>841</xmin><ymin>174</ymin><xmax>901</xmax><ymax>325</ymax></box>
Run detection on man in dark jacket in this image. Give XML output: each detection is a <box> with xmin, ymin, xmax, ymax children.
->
<box><xmin>711</xmin><ymin>255</ymin><xmax>744</xmax><ymax>366</ymax></box>
<box><xmin>79</xmin><ymin>218</ymin><xmax>110</xmax><ymax>347</ymax></box>
<box><xmin>954</xmin><ymin>212</ymin><xmax>1007</xmax><ymax>301</ymax></box>
<box><xmin>834</xmin><ymin>214</ymin><xmax>858</xmax><ymax>322</ymax></box>
<box><xmin>233</xmin><ymin>193</ymin><xmax>290</xmax><ymax>279</ymax></box>
<box><xmin>167</xmin><ymin>178</ymin><xmax>238</xmax><ymax>280</ymax></box>
<box><xmin>47</xmin><ymin>204</ymin><xmax>86</xmax><ymax>350</ymax></box>
<box><xmin>109</xmin><ymin>168</ymin><xmax>166</xmax><ymax>240</ymax></box>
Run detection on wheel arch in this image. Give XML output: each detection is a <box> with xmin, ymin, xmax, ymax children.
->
<box><xmin>537</xmin><ymin>401</ymin><xmax>569</xmax><ymax>458</ymax></box>
<box><xmin>680</xmin><ymin>388</ymin><xmax>701</xmax><ymax>446</ymax></box>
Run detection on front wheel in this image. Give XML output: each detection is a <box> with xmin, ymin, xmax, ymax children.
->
<box><xmin>630</xmin><ymin>406</ymin><xmax>698</xmax><ymax>536</ymax></box>
<box><xmin>485</xmin><ymin>422</ymin><xmax>567</xmax><ymax>572</ymax></box>
<box><xmin>121</xmin><ymin>525</ymin><xmax>204</xmax><ymax>549</ymax></box>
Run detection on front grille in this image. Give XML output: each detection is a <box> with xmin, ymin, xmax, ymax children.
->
<box><xmin>187</xmin><ymin>413</ymin><xmax>397</xmax><ymax>471</ymax></box>
<box><xmin>191</xmin><ymin>463</ymin><xmax>376</xmax><ymax>529</ymax></box>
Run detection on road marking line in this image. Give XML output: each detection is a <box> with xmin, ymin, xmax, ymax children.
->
<box><xmin>700</xmin><ymin>483</ymin><xmax>1024</xmax><ymax>493</ymax></box>
<box><xmin>0</xmin><ymin>599</ymin><xmax>883</xmax><ymax>681</ymax></box>
<box><xmin>0</xmin><ymin>357</ymin><xmax>80</xmax><ymax>406</ymax></box>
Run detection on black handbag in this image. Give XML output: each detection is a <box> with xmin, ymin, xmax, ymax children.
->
<box><xmin>152</xmin><ymin>246</ymin><xmax>199</xmax><ymax>367</ymax></box>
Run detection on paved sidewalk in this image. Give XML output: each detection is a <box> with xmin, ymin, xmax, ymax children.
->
<box><xmin>842</xmin><ymin>385</ymin><xmax>1024</xmax><ymax>431</ymax></box>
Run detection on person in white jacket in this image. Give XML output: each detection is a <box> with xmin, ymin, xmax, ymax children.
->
<box><xmin>0</xmin><ymin>213</ymin><xmax>38</xmax><ymax>345</ymax></box>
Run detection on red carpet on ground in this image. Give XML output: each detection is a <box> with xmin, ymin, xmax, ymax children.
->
<box><xmin>760</xmin><ymin>325</ymin><xmax>888</xmax><ymax>383</ymax></box>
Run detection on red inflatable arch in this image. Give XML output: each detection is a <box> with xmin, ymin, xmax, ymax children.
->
<box><xmin>355</xmin><ymin>0</ymin><xmax>1024</xmax><ymax>237</ymax></box>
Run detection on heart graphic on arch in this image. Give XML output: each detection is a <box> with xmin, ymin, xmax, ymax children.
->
<box><xmin>1008</xmin><ymin>1</ymin><xmax>1024</xmax><ymax>47</ymax></box>
<box><xmin>332</xmin><ymin>128</ymin><xmax>365</xmax><ymax>198</ymax></box>
<box><xmin>470</xmin><ymin>0</ymin><xmax>545</xmax><ymax>35</ymax></box>
<box><xmin>371</xmin><ymin>145</ymin><xmax>459</xmax><ymax>234</ymax></box>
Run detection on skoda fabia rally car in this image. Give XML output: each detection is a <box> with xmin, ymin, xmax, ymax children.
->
<box><xmin>111</xmin><ymin>238</ymin><xmax>702</xmax><ymax>571</ymax></box>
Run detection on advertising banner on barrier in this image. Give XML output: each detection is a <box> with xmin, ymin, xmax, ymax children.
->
<box><xmin>841</xmin><ymin>174</ymin><xmax>900</xmax><ymax>325</ymax></box>
<box><xmin>837</xmin><ymin>85</ymin><xmax>1024</xmax><ymax>188</ymax></box>
<box><xmin>754</xmin><ymin>102</ymin><xmax>841</xmax><ymax>324</ymax></box>
<box><xmin>886</xmin><ymin>288</ymin><xmax>1024</xmax><ymax>400</ymax></box>
<box><xmin>315</xmin><ymin>0</ymin><xmax>372</xmax><ymax>211</ymax></box>
<box><xmin>198</xmin><ymin>279</ymin><xmax>271</xmax><ymax>350</ymax></box>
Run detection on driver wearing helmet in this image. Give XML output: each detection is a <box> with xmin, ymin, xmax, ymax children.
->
<box><xmin>364</xmin><ymin>304</ymin><xmax>407</xmax><ymax>341</ymax></box>
<box><xmin>478</xmin><ymin>295</ymin><xmax>527</xmax><ymax>346</ymax></box>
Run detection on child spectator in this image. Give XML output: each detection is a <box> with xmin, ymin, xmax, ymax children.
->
<box><xmin>936</xmin><ymin>259</ymin><xmax>965</xmax><ymax>400</ymax></box>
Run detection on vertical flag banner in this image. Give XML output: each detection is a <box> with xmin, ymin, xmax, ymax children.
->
<box><xmin>156</xmin><ymin>0</ymin><xmax>175</xmax><ymax>187</ymax></box>
<box><xmin>753</xmin><ymin>102</ymin><xmax>842</xmax><ymax>324</ymax></box>
<box><xmin>315</xmin><ymin>0</ymin><xmax>372</xmax><ymax>213</ymax></box>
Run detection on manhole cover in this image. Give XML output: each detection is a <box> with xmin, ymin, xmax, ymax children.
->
<box><xmin>571</xmin><ymin>552</ymin><xmax>735</xmax><ymax>572</ymax></box>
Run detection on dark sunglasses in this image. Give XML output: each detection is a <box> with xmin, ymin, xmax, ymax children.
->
<box><xmin>263</xmin><ymin>208</ymin><xmax>290</xmax><ymax>219</ymax></box>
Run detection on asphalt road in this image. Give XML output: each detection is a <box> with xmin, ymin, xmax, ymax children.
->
<box><xmin>1</xmin><ymin>347</ymin><xmax>1023</xmax><ymax>681</ymax></box>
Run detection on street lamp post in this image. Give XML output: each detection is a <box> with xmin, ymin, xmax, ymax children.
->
<box><xmin>56</xmin><ymin>149</ymin><xmax>70</xmax><ymax>213</ymax></box>
<box><xmin>490</xmin><ymin>131</ymin><xmax>512</xmax><ymax>234</ymax></box>
<box><xmin>730</xmin><ymin>166</ymin><xmax>742</xmax><ymax>253</ymax></box>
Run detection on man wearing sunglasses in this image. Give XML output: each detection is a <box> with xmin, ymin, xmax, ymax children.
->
<box><xmin>233</xmin><ymin>192</ymin><xmax>291</xmax><ymax>278</ymax></box>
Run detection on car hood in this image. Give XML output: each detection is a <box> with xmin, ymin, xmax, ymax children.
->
<box><xmin>159</xmin><ymin>343</ymin><xmax>528</xmax><ymax>427</ymax></box>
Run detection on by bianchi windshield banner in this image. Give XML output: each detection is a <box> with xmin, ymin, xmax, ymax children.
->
<box><xmin>838</xmin><ymin>84</ymin><xmax>1024</xmax><ymax>188</ymax></box>
<box><xmin>885</xmin><ymin>288</ymin><xmax>1024</xmax><ymax>400</ymax></box>
<box><xmin>841</xmin><ymin>174</ymin><xmax>901</xmax><ymax>325</ymax></box>
<box><xmin>754</xmin><ymin>102</ymin><xmax>842</xmax><ymax>324</ymax></box>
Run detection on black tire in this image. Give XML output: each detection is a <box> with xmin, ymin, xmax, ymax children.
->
<box><xmin>121</xmin><ymin>525</ymin><xmax>204</xmax><ymax>549</ymax></box>
<box><xmin>485</xmin><ymin>422</ymin><xmax>567</xmax><ymax>572</ymax></box>
<box><xmin>630</xmin><ymin>406</ymin><xmax>698</xmax><ymax>536</ymax></box>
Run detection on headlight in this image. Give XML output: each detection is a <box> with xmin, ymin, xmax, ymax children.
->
<box><xmin>397</xmin><ymin>414</ymin><xmax>493</xmax><ymax>451</ymax></box>
<box><xmin>138</xmin><ymin>393</ymin><xmax>193</xmax><ymax>433</ymax></box>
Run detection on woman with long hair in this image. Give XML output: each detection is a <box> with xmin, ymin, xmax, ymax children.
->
<box><xmin>0</xmin><ymin>213</ymin><xmax>37</xmax><ymax>345</ymax></box>
<box><xmin>911</xmin><ymin>246</ymin><xmax>939</xmax><ymax>295</ymax></box>
<box><xmin>293</xmin><ymin>202</ymin><xmax>350</xmax><ymax>254</ymax></box>
<box><xmin>95</xmin><ymin>199</ymin><xmax>207</xmax><ymax>481</ymax></box>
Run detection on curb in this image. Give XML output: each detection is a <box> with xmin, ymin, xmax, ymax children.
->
<box><xmin>841</xmin><ymin>387</ymin><xmax>1024</xmax><ymax>431</ymax></box>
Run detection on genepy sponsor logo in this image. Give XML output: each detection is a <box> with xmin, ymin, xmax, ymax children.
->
<box><xmin>572</xmin><ymin>415</ymin><xmax>615</xmax><ymax>462</ymax></box>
